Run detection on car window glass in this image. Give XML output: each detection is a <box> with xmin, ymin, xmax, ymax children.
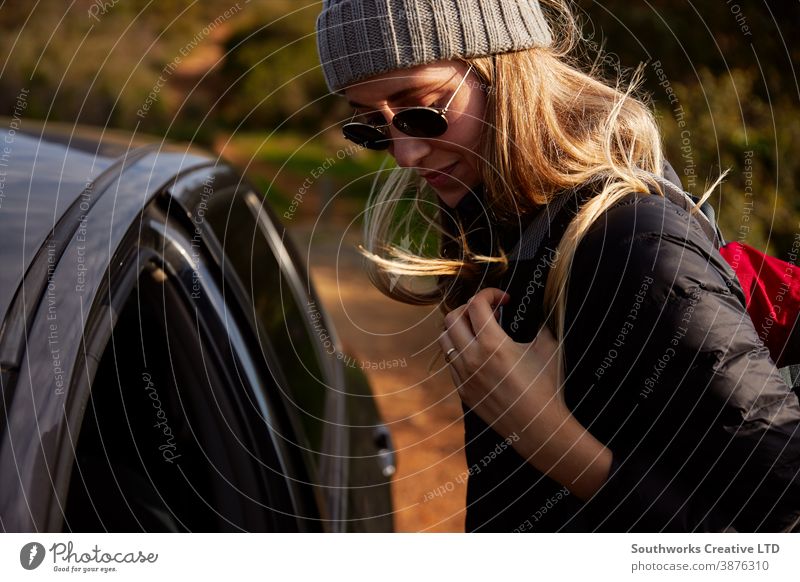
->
<box><xmin>204</xmin><ymin>191</ymin><xmax>329</xmax><ymax>467</ymax></box>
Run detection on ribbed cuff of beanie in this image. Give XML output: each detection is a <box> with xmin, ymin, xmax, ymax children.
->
<box><xmin>316</xmin><ymin>0</ymin><xmax>553</xmax><ymax>93</ymax></box>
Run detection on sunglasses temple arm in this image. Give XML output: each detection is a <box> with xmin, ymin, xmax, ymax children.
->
<box><xmin>441</xmin><ymin>63</ymin><xmax>474</xmax><ymax>116</ymax></box>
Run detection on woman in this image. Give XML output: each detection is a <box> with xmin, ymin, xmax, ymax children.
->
<box><xmin>315</xmin><ymin>0</ymin><xmax>800</xmax><ymax>531</ymax></box>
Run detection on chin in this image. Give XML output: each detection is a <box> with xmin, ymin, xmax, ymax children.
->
<box><xmin>435</xmin><ymin>189</ymin><xmax>469</xmax><ymax>209</ymax></box>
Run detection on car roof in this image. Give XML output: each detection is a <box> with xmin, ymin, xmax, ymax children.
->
<box><xmin>0</xmin><ymin>119</ymin><xmax>214</xmax><ymax>328</ymax></box>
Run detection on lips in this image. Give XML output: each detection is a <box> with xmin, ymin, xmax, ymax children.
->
<box><xmin>420</xmin><ymin>163</ymin><xmax>458</xmax><ymax>188</ymax></box>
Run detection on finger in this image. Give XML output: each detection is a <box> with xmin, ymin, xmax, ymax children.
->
<box><xmin>465</xmin><ymin>288</ymin><xmax>512</xmax><ymax>347</ymax></box>
<box><xmin>471</xmin><ymin>287</ymin><xmax>511</xmax><ymax>310</ymax></box>
<box><xmin>471</xmin><ymin>287</ymin><xmax>510</xmax><ymax>323</ymax></box>
<box><xmin>438</xmin><ymin>309</ymin><xmax>464</xmax><ymax>363</ymax></box>
<box><xmin>443</xmin><ymin>304</ymin><xmax>475</xmax><ymax>354</ymax></box>
<box><xmin>444</xmin><ymin>290</ymin><xmax>511</xmax><ymax>364</ymax></box>
<box><xmin>442</xmin><ymin>303</ymin><xmax>467</xmax><ymax>330</ymax></box>
<box><xmin>441</xmin><ymin>305</ymin><xmax>466</xmax><ymax>347</ymax></box>
<box><xmin>437</xmin><ymin>335</ymin><xmax>458</xmax><ymax>363</ymax></box>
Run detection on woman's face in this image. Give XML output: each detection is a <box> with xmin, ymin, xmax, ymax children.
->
<box><xmin>343</xmin><ymin>61</ymin><xmax>487</xmax><ymax>208</ymax></box>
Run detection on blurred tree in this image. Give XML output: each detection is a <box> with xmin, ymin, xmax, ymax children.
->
<box><xmin>573</xmin><ymin>0</ymin><xmax>800</xmax><ymax>256</ymax></box>
<box><xmin>0</xmin><ymin>0</ymin><xmax>262</xmax><ymax>142</ymax></box>
<box><xmin>0</xmin><ymin>1</ymin><xmax>797</xmax><ymax>253</ymax></box>
<box><xmin>216</xmin><ymin>1</ymin><xmax>342</xmax><ymax>134</ymax></box>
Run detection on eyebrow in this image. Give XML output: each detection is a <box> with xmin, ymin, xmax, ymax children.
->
<box><xmin>347</xmin><ymin>82</ymin><xmax>444</xmax><ymax>110</ymax></box>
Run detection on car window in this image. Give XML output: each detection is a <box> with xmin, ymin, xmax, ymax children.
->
<box><xmin>203</xmin><ymin>190</ymin><xmax>333</xmax><ymax>471</ymax></box>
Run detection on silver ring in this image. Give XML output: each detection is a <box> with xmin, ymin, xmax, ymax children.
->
<box><xmin>444</xmin><ymin>347</ymin><xmax>458</xmax><ymax>364</ymax></box>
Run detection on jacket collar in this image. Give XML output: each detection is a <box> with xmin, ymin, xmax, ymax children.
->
<box><xmin>438</xmin><ymin>186</ymin><xmax>532</xmax><ymax>259</ymax></box>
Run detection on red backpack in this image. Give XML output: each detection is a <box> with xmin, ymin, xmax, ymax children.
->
<box><xmin>719</xmin><ymin>242</ymin><xmax>800</xmax><ymax>369</ymax></box>
<box><xmin>652</xmin><ymin>175</ymin><xmax>799</xmax><ymax>370</ymax></box>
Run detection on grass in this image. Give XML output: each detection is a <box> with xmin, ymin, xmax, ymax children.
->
<box><xmin>223</xmin><ymin>131</ymin><xmax>395</xmax><ymax>221</ymax></box>
<box><xmin>229</xmin><ymin>131</ymin><xmax>391</xmax><ymax>183</ymax></box>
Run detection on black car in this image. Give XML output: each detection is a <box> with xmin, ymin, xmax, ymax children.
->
<box><xmin>0</xmin><ymin>122</ymin><xmax>394</xmax><ymax>532</ymax></box>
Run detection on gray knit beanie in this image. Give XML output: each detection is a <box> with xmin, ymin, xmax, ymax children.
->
<box><xmin>316</xmin><ymin>0</ymin><xmax>553</xmax><ymax>93</ymax></box>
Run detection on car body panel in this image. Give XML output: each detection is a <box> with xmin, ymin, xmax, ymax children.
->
<box><xmin>0</xmin><ymin>143</ymin><xmax>210</xmax><ymax>529</ymax></box>
<box><xmin>0</xmin><ymin>125</ymin><xmax>394</xmax><ymax>532</ymax></box>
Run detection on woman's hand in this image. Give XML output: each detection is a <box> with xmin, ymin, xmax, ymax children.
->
<box><xmin>441</xmin><ymin>288</ymin><xmax>566</xmax><ymax>437</ymax></box>
<box><xmin>439</xmin><ymin>287</ymin><xmax>613</xmax><ymax>500</ymax></box>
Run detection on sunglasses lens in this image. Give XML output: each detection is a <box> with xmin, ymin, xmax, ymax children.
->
<box><xmin>393</xmin><ymin>108</ymin><xmax>448</xmax><ymax>138</ymax></box>
<box><xmin>342</xmin><ymin>123</ymin><xmax>390</xmax><ymax>150</ymax></box>
<box><xmin>343</xmin><ymin>107</ymin><xmax>448</xmax><ymax>149</ymax></box>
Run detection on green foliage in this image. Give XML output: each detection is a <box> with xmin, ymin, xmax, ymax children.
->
<box><xmin>573</xmin><ymin>0</ymin><xmax>800</xmax><ymax>257</ymax></box>
<box><xmin>655</xmin><ymin>68</ymin><xmax>800</xmax><ymax>255</ymax></box>
<box><xmin>1</xmin><ymin>1</ymin><xmax>797</xmax><ymax>246</ymax></box>
<box><xmin>216</xmin><ymin>3</ymin><xmax>333</xmax><ymax>132</ymax></box>
<box><xmin>225</xmin><ymin>130</ymin><xmax>393</xmax><ymax>220</ymax></box>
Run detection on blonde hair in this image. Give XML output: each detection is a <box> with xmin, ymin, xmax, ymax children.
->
<box><xmin>358</xmin><ymin>0</ymin><xmax>719</xmax><ymax>346</ymax></box>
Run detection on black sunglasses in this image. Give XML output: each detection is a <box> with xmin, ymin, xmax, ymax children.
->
<box><xmin>342</xmin><ymin>64</ymin><xmax>474</xmax><ymax>150</ymax></box>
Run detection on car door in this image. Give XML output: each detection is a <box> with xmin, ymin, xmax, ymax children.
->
<box><xmin>0</xmin><ymin>149</ymin><xmax>320</xmax><ymax>531</ymax></box>
<box><xmin>0</xmin><ymin>146</ymin><xmax>392</xmax><ymax>532</ymax></box>
<box><xmin>168</xmin><ymin>165</ymin><xmax>394</xmax><ymax>532</ymax></box>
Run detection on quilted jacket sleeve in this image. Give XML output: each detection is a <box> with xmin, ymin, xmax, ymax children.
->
<box><xmin>562</xmin><ymin>193</ymin><xmax>800</xmax><ymax>532</ymax></box>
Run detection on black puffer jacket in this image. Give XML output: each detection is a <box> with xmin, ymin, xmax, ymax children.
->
<box><xmin>449</xmin><ymin>173</ymin><xmax>800</xmax><ymax>532</ymax></box>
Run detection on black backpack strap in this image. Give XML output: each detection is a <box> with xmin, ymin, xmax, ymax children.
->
<box><xmin>649</xmin><ymin>174</ymin><xmax>726</xmax><ymax>247</ymax></box>
<box><xmin>510</xmin><ymin>174</ymin><xmax>724</xmax><ymax>263</ymax></box>
<box><xmin>780</xmin><ymin>365</ymin><xmax>800</xmax><ymax>394</ymax></box>
<box><xmin>508</xmin><ymin>189</ymin><xmax>575</xmax><ymax>262</ymax></box>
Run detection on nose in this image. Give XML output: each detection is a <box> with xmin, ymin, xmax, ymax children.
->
<box><xmin>386</xmin><ymin>124</ymin><xmax>431</xmax><ymax>169</ymax></box>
